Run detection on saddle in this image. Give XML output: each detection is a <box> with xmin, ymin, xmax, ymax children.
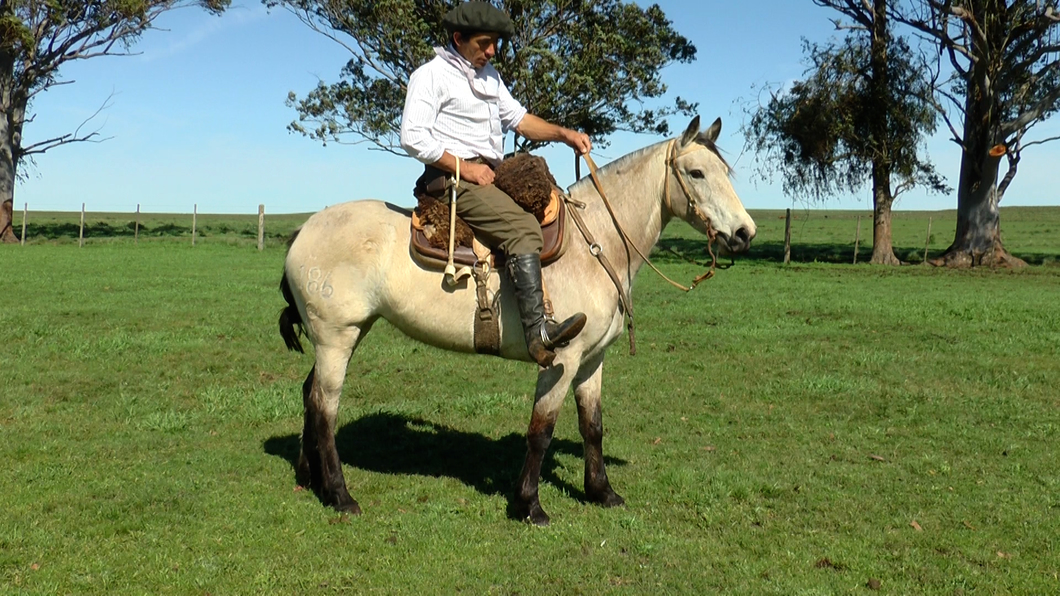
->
<box><xmin>407</xmin><ymin>155</ymin><xmax>570</xmax><ymax>357</ymax></box>
<box><xmin>409</xmin><ymin>185</ymin><xmax>568</xmax><ymax>270</ymax></box>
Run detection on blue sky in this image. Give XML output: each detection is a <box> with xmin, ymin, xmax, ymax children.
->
<box><xmin>17</xmin><ymin>0</ymin><xmax>1060</xmax><ymax>214</ymax></box>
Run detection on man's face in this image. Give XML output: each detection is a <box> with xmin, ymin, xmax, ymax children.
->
<box><xmin>454</xmin><ymin>32</ymin><xmax>501</xmax><ymax>68</ymax></box>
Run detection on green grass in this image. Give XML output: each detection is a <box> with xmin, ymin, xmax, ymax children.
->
<box><xmin>1</xmin><ymin>208</ymin><xmax>1058</xmax><ymax>594</ymax></box>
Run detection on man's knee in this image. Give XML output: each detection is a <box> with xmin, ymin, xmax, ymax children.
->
<box><xmin>504</xmin><ymin>210</ymin><xmax>543</xmax><ymax>255</ymax></box>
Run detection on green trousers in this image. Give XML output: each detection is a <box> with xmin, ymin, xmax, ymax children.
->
<box><xmin>416</xmin><ymin>165</ymin><xmax>543</xmax><ymax>256</ymax></box>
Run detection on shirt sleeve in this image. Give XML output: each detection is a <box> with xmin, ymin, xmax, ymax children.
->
<box><xmin>400</xmin><ymin>66</ymin><xmax>447</xmax><ymax>164</ymax></box>
<box><xmin>497</xmin><ymin>74</ymin><xmax>527</xmax><ymax>133</ymax></box>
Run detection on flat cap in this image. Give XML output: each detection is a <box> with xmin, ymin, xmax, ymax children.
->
<box><xmin>442</xmin><ymin>2</ymin><xmax>515</xmax><ymax>38</ymax></box>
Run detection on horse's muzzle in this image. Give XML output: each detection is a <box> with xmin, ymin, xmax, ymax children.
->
<box><xmin>716</xmin><ymin>226</ymin><xmax>755</xmax><ymax>254</ymax></box>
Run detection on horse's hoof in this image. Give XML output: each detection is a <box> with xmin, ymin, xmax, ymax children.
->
<box><xmin>334</xmin><ymin>500</ymin><xmax>362</xmax><ymax>515</ymax></box>
<box><xmin>589</xmin><ymin>488</ymin><xmax>626</xmax><ymax>508</ymax></box>
<box><xmin>525</xmin><ymin>504</ymin><xmax>550</xmax><ymax>527</ymax></box>
<box><xmin>325</xmin><ymin>489</ymin><xmax>362</xmax><ymax>515</ymax></box>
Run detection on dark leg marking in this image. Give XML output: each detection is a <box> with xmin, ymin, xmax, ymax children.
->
<box><xmin>515</xmin><ymin>413</ymin><xmax>557</xmax><ymax>526</ymax></box>
<box><xmin>577</xmin><ymin>401</ymin><xmax>624</xmax><ymax>508</ymax></box>
<box><xmin>300</xmin><ymin>367</ymin><xmax>360</xmax><ymax>514</ymax></box>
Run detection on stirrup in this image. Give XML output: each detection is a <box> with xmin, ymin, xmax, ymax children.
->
<box><xmin>540</xmin><ymin>324</ymin><xmax>559</xmax><ymax>348</ymax></box>
<box><xmin>539</xmin><ymin>314</ymin><xmax>585</xmax><ymax>350</ymax></box>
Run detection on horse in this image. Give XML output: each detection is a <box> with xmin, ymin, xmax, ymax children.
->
<box><xmin>278</xmin><ymin>116</ymin><xmax>757</xmax><ymax>525</ymax></box>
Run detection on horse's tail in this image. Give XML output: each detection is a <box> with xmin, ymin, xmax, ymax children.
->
<box><xmin>279</xmin><ymin>228</ymin><xmax>305</xmax><ymax>354</ymax></box>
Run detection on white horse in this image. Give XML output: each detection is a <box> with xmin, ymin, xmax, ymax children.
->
<box><xmin>279</xmin><ymin>116</ymin><xmax>756</xmax><ymax>525</ymax></box>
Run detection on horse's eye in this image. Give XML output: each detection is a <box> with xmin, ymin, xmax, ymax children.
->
<box><xmin>689</xmin><ymin>169</ymin><xmax>705</xmax><ymax>179</ymax></box>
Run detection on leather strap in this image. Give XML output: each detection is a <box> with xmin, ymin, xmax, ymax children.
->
<box><xmin>565</xmin><ymin>196</ymin><xmax>637</xmax><ymax>356</ymax></box>
<box><xmin>583</xmin><ymin>153</ymin><xmax>705</xmax><ymax>292</ymax></box>
<box><xmin>565</xmin><ymin>142</ymin><xmax>724</xmax><ymax>355</ymax></box>
<box><xmin>444</xmin><ymin>158</ymin><xmax>473</xmax><ymax>286</ymax></box>
<box><xmin>472</xmin><ymin>263</ymin><xmax>500</xmax><ymax>355</ymax></box>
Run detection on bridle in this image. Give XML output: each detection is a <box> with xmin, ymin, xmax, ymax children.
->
<box><xmin>566</xmin><ymin>140</ymin><xmax>722</xmax><ymax>354</ymax></box>
<box><xmin>665</xmin><ymin>139</ymin><xmax>721</xmax><ymax>258</ymax></box>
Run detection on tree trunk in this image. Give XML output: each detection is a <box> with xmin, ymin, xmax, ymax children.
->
<box><xmin>869</xmin><ymin>173</ymin><xmax>900</xmax><ymax>265</ymax></box>
<box><xmin>867</xmin><ymin>0</ymin><xmax>900</xmax><ymax>265</ymax></box>
<box><xmin>0</xmin><ymin>50</ymin><xmax>21</xmax><ymax>244</ymax></box>
<box><xmin>0</xmin><ymin>198</ymin><xmax>15</xmax><ymax>244</ymax></box>
<box><xmin>931</xmin><ymin>64</ymin><xmax>1025</xmax><ymax>269</ymax></box>
<box><xmin>0</xmin><ymin>114</ymin><xmax>15</xmax><ymax>243</ymax></box>
<box><xmin>931</xmin><ymin>153</ymin><xmax>1025</xmax><ymax>268</ymax></box>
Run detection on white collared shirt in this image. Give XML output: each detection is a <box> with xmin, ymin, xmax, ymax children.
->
<box><xmin>400</xmin><ymin>53</ymin><xmax>527</xmax><ymax>167</ymax></box>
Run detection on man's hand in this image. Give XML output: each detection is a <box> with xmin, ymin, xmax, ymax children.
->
<box><xmin>564</xmin><ymin>129</ymin><xmax>592</xmax><ymax>155</ymax></box>
<box><xmin>460</xmin><ymin>160</ymin><xmax>496</xmax><ymax>186</ymax></box>
<box><xmin>514</xmin><ymin>115</ymin><xmax>592</xmax><ymax>155</ymax></box>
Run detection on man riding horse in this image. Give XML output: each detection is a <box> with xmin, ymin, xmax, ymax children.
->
<box><xmin>400</xmin><ymin>1</ymin><xmax>590</xmax><ymax>368</ymax></box>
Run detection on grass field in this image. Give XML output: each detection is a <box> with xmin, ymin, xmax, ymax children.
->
<box><xmin>1</xmin><ymin>207</ymin><xmax>1058</xmax><ymax>594</ymax></box>
<box><xmin>13</xmin><ymin>205</ymin><xmax>1060</xmax><ymax>265</ymax></box>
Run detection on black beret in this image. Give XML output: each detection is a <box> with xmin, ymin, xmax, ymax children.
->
<box><xmin>443</xmin><ymin>2</ymin><xmax>515</xmax><ymax>38</ymax></box>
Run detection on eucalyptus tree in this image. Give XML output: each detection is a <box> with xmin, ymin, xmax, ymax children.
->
<box><xmin>745</xmin><ymin>0</ymin><xmax>945</xmax><ymax>265</ymax></box>
<box><xmin>0</xmin><ymin>0</ymin><xmax>229</xmax><ymax>244</ymax></box>
<box><xmin>263</xmin><ymin>0</ymin><xmax>697</xmax><ymax>153</ymax></box>
<box><xmin>893</xmin><ymin>0</ymin><xmax>1060</xmax><ymax>267</ymax></box>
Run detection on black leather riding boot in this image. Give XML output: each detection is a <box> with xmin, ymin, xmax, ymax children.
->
<box><xmin>507</xmin><ymin>253</ymin><xmax>587</xmax><ymax>367</ymax></box>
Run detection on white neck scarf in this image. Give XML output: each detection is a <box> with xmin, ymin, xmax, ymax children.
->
<box><xmin>433</xmin><ymin>45</ymin><xmax>500</xmax><ymax>101</ymax></box>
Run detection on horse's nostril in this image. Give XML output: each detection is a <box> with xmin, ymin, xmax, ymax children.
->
<box><xmin>735</xmin><ymin>227</ymin><xmax>752</xmax><ymax>244</ymax></box>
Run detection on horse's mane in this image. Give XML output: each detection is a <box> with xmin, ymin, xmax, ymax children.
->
<box><xmin>569</xmin><ymin>134</ymin><xmax>731</xmax><ymax>194</ymax></box>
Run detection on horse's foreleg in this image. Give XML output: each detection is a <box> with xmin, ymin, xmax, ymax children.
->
<box><xmin>514</xmin><ymin>363</ymin><xmax>574</xmax><ymax>526</ymax></box>
<box><xmin>297</xmin><ymin>326</ymin><xmax>368</xmax><ymax>514</ymax></box>
<box><xmin>574</xmin><ymin>354</ymin><xmax>625</xmax><ymax>508</ymax></box>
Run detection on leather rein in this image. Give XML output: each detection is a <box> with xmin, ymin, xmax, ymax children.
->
<box><xmin>565</xmin><ymin>140</ymin><xmax>720</xmax><ymax>355</ymax></box>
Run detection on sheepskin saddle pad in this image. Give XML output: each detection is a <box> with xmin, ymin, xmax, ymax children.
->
<box><xmin>410</xmin><ymin>153</ymin><xmax>568</xmax><ymax>269</ymax></box>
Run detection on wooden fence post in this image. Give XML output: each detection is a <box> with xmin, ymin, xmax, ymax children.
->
<box><xmin>135</xmin><ymin>204</ymin><xmax>140</xmax><ymax>244</ymax></box>
<box><xmin>923</xmin><ymin>217</ymin><xmax>933</xmax><ymax>264</ymax></box>
<box><xmin>79</xmin><ymin>203</ymin><xmax>85</xmax><ymax>248</ymax></box>
<box><xmin>20</xmin><ymin>203</ymin><xmax>26</xmax><ymax>246</ymax></box>
<box><xmin>783</xmin><ymin>208</ymin><xmax>792</xmax><ymax>264</ymax></box>
<box><xmin>192</xmin><ymin>204</ymin><xmax>197</xmax><ymax>246</ymax></box>
<box><xmin>257</xmin><ymin>204</ymin><xmax>265</xmax><ymax>251</ymax></box>
<box><xmin>853</xmin><ymin>215</ymin><xmax>862</xmax><ymax>265</ymax></box>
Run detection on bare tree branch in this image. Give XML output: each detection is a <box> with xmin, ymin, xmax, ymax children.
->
<box><xmin>1001</xmin><ymin>84</ymin><xmax>1060</xmax><ymax>137</ymax></box>
<box><xmin>20</xmin><ymin>92</ymin><xmax>115</xmax><ymax>157</ymax></box>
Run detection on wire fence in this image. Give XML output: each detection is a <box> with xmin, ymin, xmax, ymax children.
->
<box><xmin>11</xmin><ymin>202</ymin><xmax>1057</xmax><ymax>266</ymax></box>
<box><xmin>13</xmin><ymin>203</ymin><xmax>306</xmax><ymax>250</ymax></box>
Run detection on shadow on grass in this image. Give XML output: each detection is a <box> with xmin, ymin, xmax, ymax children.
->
<box><xmin>655</xmin><ymin>238</ymin><xmax>857</xmax><ymax>265</ymax></box>
<box><xmin>656</xmin><ymin>238</ymin><xmax>1058</xmax><ymax>266</ymax></box>
<box><xmin>24</xmin><ymin>221</ymin><xmax>147</xmax><ymax>239</ymax></box>
<box><xmin>23</xmin><ymin>221</ymin><xmax>292</xmax><ymax>241</ymax></box>
<box><xmin>264</xmin><ymin>412</ymin><xmax>628</xmax><ymax>519</ymax></box>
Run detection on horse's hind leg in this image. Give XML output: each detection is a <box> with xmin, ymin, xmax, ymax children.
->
<box><xmin>297</xmin><ymin>324</ymin><xmax>370</xmax><ymax>513</ymax></box>
<box><xmin>574</xmin><ymin>354</ymin><xmax>624</xmax><ymax>507</ymax></box>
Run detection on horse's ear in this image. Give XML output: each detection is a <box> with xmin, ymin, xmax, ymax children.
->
<box><xmin>705</xmin><ymin>118</ymin><xmax>722</xmax><ymax>143</ymax></box>
<box><xmin>679</xmin><ymin>116</ymin><xmax>701</xmax><ymax>147</ymax></box>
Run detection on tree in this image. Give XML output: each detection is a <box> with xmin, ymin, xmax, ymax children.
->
<box><xmin>0</xmin><ymin>0</ymin><xmax>229</xmax><ymax>244</ymax></box>
<box><xmin>894</xmin><ymin>0</ymin><xmax>1060</xmax><ymax>267</ymax></box>
<box><xmin>264</xmin><ymin>0</ymin><xmax>697</xmax><ymax>154</ymax></box>
<box><xmin>745</xmin><ymin>0</ymin><xmax>945</xmax><ymax>265</ymax></box>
